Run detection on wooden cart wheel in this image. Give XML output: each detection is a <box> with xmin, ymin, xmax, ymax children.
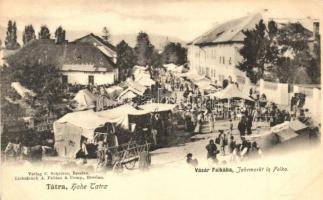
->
<box><xmin>124</xmin><ymin>150</ymin><xmax>137</xmax><ymax>170</ymax></box>
<box><xmin>112</xmin><ymin>162</ymin><xmax>123</xmax><ymax>173</ymax></box>
<box><xmin>124</xmin><ymin>160</ymin><xmax>137</xmax><ymax>170</ymax></box>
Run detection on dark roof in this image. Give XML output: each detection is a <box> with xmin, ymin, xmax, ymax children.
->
<box><xmin>72</xmin><ymin>33</ymin><xmax>116</xmax><ymax>52</ymax></box>
<box><xmin>189</xmin><ymin>13</ymin><xmax>262</xmax><ymax>45</ymax></box>
<box><xmin>6</xmin><ymin>39</ymin><xmax>116</xmax><ymax>72</ymax></box>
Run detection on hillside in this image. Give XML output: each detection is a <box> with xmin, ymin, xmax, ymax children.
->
<box><xmin>0</xmin><ymin>25</ymin><xmax>187</xmax><ymax>50</ymax></box>
<box><xmin>66</xmin><ymin>31</ymin><xmax>187</xmax><ymax>50</ymax></box>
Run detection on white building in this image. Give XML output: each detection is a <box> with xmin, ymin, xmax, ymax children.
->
<box><xmin>188</xmin><ymin>13</ymin><xmax>262</xmax><ymax>89</ymax></box>
<box><xmin>61</xmin><ymin>64</ymin><xmax>118</xmax><ymax>85</ymax></box>
<box><xmin>5</xmin><ymin>34</ymin><xmax>118</xmax><ymax>85</ymax></box>
<box><xmin>72</xmin><ymin>33</ymin><xmax>117</xmax><ymax>64</ymax></box>
<box><xmin>188</xmin><ymin>13</ymin><xmax>319</xmax><ymax>89</ymax></box>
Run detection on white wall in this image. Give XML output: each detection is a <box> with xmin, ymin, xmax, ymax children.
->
<box><xmin>62</xmin><ymin>70</ymin><xmax>117</xmax><ymax>85</ymax></box>
<box><xmin>293</xmin><ymin>85</ymin><xmax>321</xmax><ymax>121</ymax></box>
<box><xmin>188</xmin><ymin>43</ymin><xmax>246</xmax><ymax>85</ymax></box>
<box><xmin>259</xmin><ymin>79</ymin><xmax>289</xmax><ymax>105</ymax></box>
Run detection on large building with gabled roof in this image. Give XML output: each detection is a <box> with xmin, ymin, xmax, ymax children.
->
<box><xmin>187</xmin><ymin>13</ymin><xmax>262</xmax><ymax>90</ymax></box>
<box><xmin>72</xmin><ymin>33</ymin><xmax>117</xmax><ymax>63</ymax></box>
<box><xmin>6</xmin><ymin>33</ymin><xmax>119</xmax><ymax>85</ymax></box>
<box><xmin>187</xmin><ymin>12</ymin><xmax>319</xmax><ymax>90</ymax></box>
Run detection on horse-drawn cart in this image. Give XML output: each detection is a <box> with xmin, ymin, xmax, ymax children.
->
<box><xmin>98</xmin><ymin>141</ymin><xmax>151</xmax><ymax>172</ymax></box>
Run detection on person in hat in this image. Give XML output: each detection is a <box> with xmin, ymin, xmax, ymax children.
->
<box><xmin>205</xmin><ymin>140</ymin><xmax>219</xmax><ymax>162</ymax></box>
<box><xmin>238</xmin><ymin>116</ymin><xmax>247</xmax><ymax>137</ymax></box>
<box><xmin>228</xmin><ymin>135</ymin><xmax>236</xmax><ymax>154</ymax></box>
<box><xmin>186</xmin><ymin>153</ymin><xmax>198</xmax><ymax>167</ymax></box>
<box><xmin>218</xmin><ymin>130</ymin><xmax>228</xmax><ymax>155</ymax></box>
<box><xmin>229</xmin><ymin>119</ymin><xmax>233</xmax><ymax>134</ymax></box>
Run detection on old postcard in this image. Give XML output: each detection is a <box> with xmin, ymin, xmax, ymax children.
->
<box><xmin>0</xmin><ymin>0</ymin><xmax>322</xmax><ymax>199</ymax></box>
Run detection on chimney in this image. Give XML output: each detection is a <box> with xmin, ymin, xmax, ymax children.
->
<box><xmin>313</xmin><ymin>21</ymin><xmax>319</xmax><ymax>40</ymax></box>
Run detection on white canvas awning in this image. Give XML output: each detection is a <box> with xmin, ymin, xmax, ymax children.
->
<box><xmin>139</xmin><ymin>103</ymin><xmax>177</xmax><ymax>113</ymax></box>
<box><xmin>136</xmin><ymin>76</ymin><xmax>155</xmax><ymax>87</ymax></box>
<box><xmin>105</xmin><ymin>85</ymin><xmax>124</xmax><ymax>97</ymax></box>
<box><xmin>54</xmin><ymin>104</ymin><xmax>149</xmax><ymax>140</ymax></box>
<box><xmin>118</xmin><ymin>89</ymin><xmax>138</xmax><ymax>100</ymax></box>
<box><xmin>208</xmin><ymin>84</ymin><xmax>254</xmax><ymax>101</ymax></box>
<box><xmin>53</xmin><ymin>104</ymin><xmax>150</xmax><ymax>157</ymax></box>
<box><xmin>73</xmin><ymin>89</ymin><xmax>97</xmax><ymax>110</ymax></box>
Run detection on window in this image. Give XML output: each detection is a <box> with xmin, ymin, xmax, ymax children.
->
<box><xmin>229</xmin><ymin>57</ymin><xmax>232</xmax><ymax>65</ymax></box>
<box><xmin>88</xmin><ymin>75</ymin><xmax>94</xmax><ymax>85</ymax></box>
<box><xmin>62</xmin><ymin>75</ymin><xmax>68</xmax><ymax>85</ymax></box>
<box><xmin>223</xmin><ymin>57</ymin><xmax>225</xmax><ymax>64</ymax></box>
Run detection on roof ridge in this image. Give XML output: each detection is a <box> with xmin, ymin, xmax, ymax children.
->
<box><xmin>189</xmin><ymin>13</ymin><xmax>262</xmax><ymax>45</ymax></box>
<box><xmin>190</xmin><ymin>15</ymin><xmax>249</xmax><ymax>45</ymax></box>
<box><xmin>229</xmin><ymin>13</ymin><xmax>262</xmax><ymax>42</ymax></box>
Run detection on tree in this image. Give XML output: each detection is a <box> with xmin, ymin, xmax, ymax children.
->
<box><xmin>275</xmin><ymin>22</ymin><xmax>314</xmax><ymax>84</ymax></box>
<box><xmin>237</xmin><ymin>20</ymin><xmax>268</xmax><ymax>83</ymax></box>
<box><xmin>262</xmin><ymin>20</ymin><xmax>280</xmax><ymax>82</ymax></box>
<box><xmin>238</xmin><ymin>20</ymin><xmax>317</xmax><ymax>84</ymax></box>
<box><xmin>22</xmin><ymin>25</ymin><xmax>36</xmax><ymax>45</ymax></box>
<box><xmin>162</xmin><ymin>42</ymin><xmax>187</xmax><ymax>65</ymax></box>
<box><xmin>116</xmin><ymin>40</ymin><xmax>136</xmax><ymax>81</ymax></box>
<box><xmin>5</xmin><ymin>20</ymin><xmax>20</xmax><ymax>49</ymax></box>
<box><xmin>102</xmin><ymin>27</ymin><xmax>111</xmax><ymax>42</ymax></box>
<box><xmin>150</xmin><ymin>50</ymin><xmax>163</xmax><ymax>78</ymax></box>
<box><xmin>38</xmin><ymin>25</ymin><xmax>51</xmax><ymax>39</ymax></box>
<box><xmin>134</xmin><ymin>32</ymin><xmax>154</xmax><ymax>66</ymax></box>
<box><xmin>7</xmin><ymin>59</ymin><xmax>63</xmax><ymax>113</ymax></box>
<box><xmin>308</xmin><ymin>34</ymin><xmax>320</xmax><ymax>84</ymax></box>
<box><xmin>55</xmin><ymin>26</ymin><xmax>66</xmax><ymax>44</ymax></box>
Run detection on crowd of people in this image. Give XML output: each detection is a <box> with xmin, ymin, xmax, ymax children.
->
<box><xmin>186</xmin><ymin>132</ymin><xmax>263</xmax><ymax>167</ymax></box>
<box><xmin>3</xmin><ymin>66</ymin><xmax>318</xmax><ymax>172</ymax></box>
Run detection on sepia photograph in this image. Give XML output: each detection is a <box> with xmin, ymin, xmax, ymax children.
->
<box><xmin>0</xmin><ymin>0</ymin><xmax>322</xmax><ymax>199</ymax></box>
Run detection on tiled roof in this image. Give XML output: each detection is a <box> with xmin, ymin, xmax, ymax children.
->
<box><xmin>72</xmin><ymin>33</ymin><xmax>117</xmax><ymax>57</ymax></box>
<box><xmin>189</xmin><ymin>13</ymin><xmax>262</xmax><ymax>45</ymax></box>
<box><xmin>6</xmin><ymin>39</ymin><xmax>116</xmax><ymax>72</ymax></box>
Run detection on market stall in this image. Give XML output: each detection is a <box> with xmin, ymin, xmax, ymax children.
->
<box><xmin>53</xmin><ymin>104</ymin><xmax>150</xmax><ymax>157</ymax></box>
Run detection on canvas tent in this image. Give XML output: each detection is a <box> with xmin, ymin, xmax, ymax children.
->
<box><xmin>136</xmin><ymin>76</ymin><xmax>155</xmax><ymax>87</ymax></box>
<box><xmin>132</xmin><ymin>65</ymin><xmax>150</xmax><ymax>80</ymax></box>
<box><xmin>130</xmin><ymin>65</ymin><xmax>155</xmax><ymax>87</ymax></box>
<box><xmin>127</xmin><ymin>81</ymin><xmax>147</xmax><ymax>95</ymax></box>
<box><xmin>118</xmin><ymin>81</ymin><xmax>147</xmax><ymax>100</ymax></box>
<box><xmin>118</xmin><ymin>89</ymin><xmax>138</xmax><ymax>100</ymax></box>
<box><xmin>54</xmin><ymin>110</ymin><xmax>107</xmax><ymax>157</ymax></box>
<box><xmin>105</xmin><ymin>85</ymin><xmax>124</xmax><ymax>98</ymax></box>
<box><xmin>272</xmin><ymin>120</ymin><xmax>308</xmax><ymax>142</ymax></box>
<box><xmin>163</xmin><ymin>63</ymin><xmax>184</xmax><ymax>73</ymax></box>
<box><xmin>73</xmin><ymin>89</ymin><xmax>97</xmax><ymax>110</ymax></box>
<box><xmin>163</xmin><ymin>63</ymin><xmax>177</xmax><ymax>71</ymax></box>
<box><xmin>139</xmin><ymin>103</ymin><xmax>177</xmax><ymax>113</ymax></box>
<box><xmin>208</xmin><ymin>84</ymin><xmax>254</xmax><ymax>101</ymax></box>
<box><xmin>53</xmin><ymin>104</ymin><xmax>149</xmax><ymax>157</ymax></box>
<box><xmin>178</xmin><ymin>69</ymin><xmax>206</xmax><ymax>82</ymax></box>
<box><xmin>194</xmin><ymin>77</ymin><xmax>216</xmax><ymax>90</ymax></box>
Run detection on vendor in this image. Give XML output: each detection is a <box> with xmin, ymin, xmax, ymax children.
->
<box><xmin>105</xmin><ymin>123</ymin><xmax>118</xmax><ymax>147</ymax></box>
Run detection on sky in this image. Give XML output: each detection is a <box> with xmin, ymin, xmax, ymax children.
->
<box><xmin>0</xmin><ymin>0</ymin><xmax>322</xmax><ymax>41</ymax></box>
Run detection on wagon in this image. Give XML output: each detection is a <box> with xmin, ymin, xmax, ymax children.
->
<box><xmin>99</xmin><ymin>141</ymin><xmax>151</xmax><ymax>172</ymax></box>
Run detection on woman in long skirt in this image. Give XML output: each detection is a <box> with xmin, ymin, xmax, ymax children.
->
<box><xmin>194</xmin><ymin>112</ymin><xmax>202</xmax><ymax>134</ymax></box>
